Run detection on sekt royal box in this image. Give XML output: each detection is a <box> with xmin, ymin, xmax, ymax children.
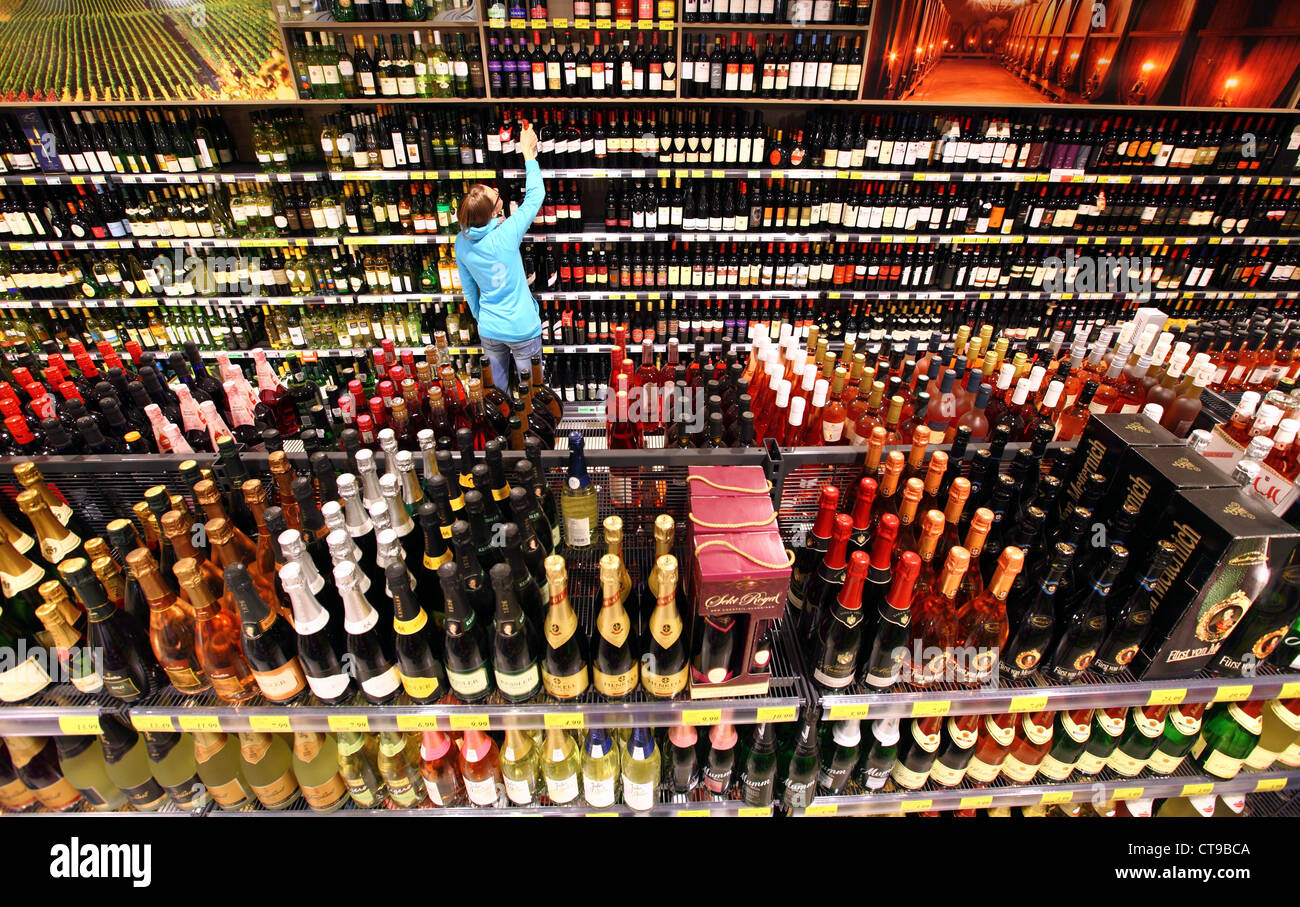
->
<box><xmin>1134</xmin><ymin>487</ymin><xmax>1300</xmax><ymax>679</ymax></box>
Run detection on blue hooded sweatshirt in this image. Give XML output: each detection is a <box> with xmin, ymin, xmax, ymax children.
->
<box><xmin>455</xmin><ymin>158</ymin><xmax>545</xmax><ymax>343</ymax></box>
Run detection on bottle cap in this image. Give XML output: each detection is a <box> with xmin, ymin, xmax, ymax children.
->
<box><xmin>832</xmin><ymin>720</ymin><xmax>861</xmax><ymax>748</ymax></box>
<box><xmin>708</xmin><ymin>723</ymin><xmax>737</xmax><ymax>750</ymax></box>
<box><xmin>871</xmin><ymin>717</ymin><xmax>900</xmax><ymax>746</ymax></box>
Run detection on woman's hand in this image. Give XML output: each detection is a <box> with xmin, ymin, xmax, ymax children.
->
<box><xmin>520</xmin><ymin>123</ymin><xmax>539</xmax><ymax>162</ymax></box>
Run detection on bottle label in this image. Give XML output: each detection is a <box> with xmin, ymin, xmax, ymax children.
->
<box><xmin>641</xmin><ymin>663</ymin><xmax>688</xmax><ymax>698</ymax></box>
<box><xmin>592</xmin><ymin>665</ymin><xmax>639</xmax><ymax>698</ymax></box>
<box><xmin>822</xmin><ymin>420</ymin><xmax>844</xmax><ymax>443</ymax></box>
<box><xmin>249</xmin><ymin>770</ymin><xmax>300</xmax><ymax>809</ymax></box>
<box><xmin>1191</xmin><ymin>738</ymin><xmax>1244</xmax><ymax>779</ymax></box>
<box><xmin>503</xmin><ymin>774</ymin><xmax>534</xmax><ymax>805</ymax></box>
<box><xmin>399</xmin><ymin>671</ymin><xmax>441</xmax><ymax>701</ymax></box>
<box><xmin>648</xmin><ymin>604</ymin><xmax>682</xmax><ymax>649</ymax></box>
<box><xmin>541</xmin><ymin>665</ymin><xmax>588</xmax><ymax>700</ymax></box>
<box><xmin>252</xmin><ymin>663</ymin><xmax>307</xmax><ymax>701</ymax></box>
<box><xmin>962</xmin><ymin>755</ymin><xmax>1002</xmax><ymax>784</ymax></box>
<box><xmin>465</xmin><ymin>773</ymin><xmax>501</xmax><ymax>806</ymax></box>
<box><xmin>0</xmin><ymin>654</ymin><xmax>53</xmax><ymax>702</ymax></box>
<box><xmin>927</xmin><ymin>760</ymin><xmax>967</xmax><ymax>788</ymax></box>
<box><xmin>622</xmin><ymin>773</ymin><xmax>656</xmax><ymax>810</ymax></box>
<box><xmin>565</xmin><ymin>515</ymin><xmax>592</xmax><ymax>548</ymax></box>
<box><xmin>32</xmin><ymin>776</ymin><xmax>84</xmax><ymax>810</ymax></box>
<box><xmin>545</xmin><ymin>599</ymin><xmax>579</xmax><ymax>647</ymax></box>
<box><xmin>495</xmin><ymin>663</ymin><xmax>540</xmax><ymax>699</ymax></box>
<box><xmin>583</xmin><ymin>772</ymin><xmax>616</xmax><ymax>807</ymax></box>
<box><xmin>38</xmin><ymin>528</ymin><xmax>81</xmax><ymax>565</ymax></box>
<box><xmin>889</xmin><ymin>760</ymin><xmax>930</xmax><ymax>790</ymax></box>
<box><xmin>997</xmin><ymin>754</ymin><xmax>1040</xmax><ymax>784</ymax></box>
<box><xmin>1145</xmin><ymin>749</ymin><xmax>1184</xmax><ymax>776</ymax></box>
<box><xmin>0</xmin><ymin>562</ymin><xmax>46</xmax><ymax>600</ymax></box>
<box><xmin>1106</xmin><ymin>748</ymin><xmax>1147</xmax><ymax>777</ymax></box>
<box><xmin>546</xmin><ymin>771</ymin><xmax>580</xmax><ymax>804</ymax></box>
<box><xmin>158</xmin><ymin>773</ymin><xmax>206</xmax><ymax>810</ymax></box>
<box><xmin>208</xmin><ymin>672</ymin><xmax>250</xmax><ymax>702</ymax></box>
<box><xmin>0</xmin><ymin>777</ymin><xmax>36</xmax><ymax>810</ymax></box>
<box><xmin>343</xmin><ymin>774</ymin><xmax>379</xmax><ymax>808</ymax></box>
<box><xmin>447</xmin><ymin>664</ymin><xmax>490</xmax><ymax>698</ymax></box>
<box><xmin>306</xmin><ymin>670</ymin><xmax>352</xmax><ymax>701</ymax></box>
<box><xmin>163</xmin><ymin>664</ymin><xmax>206</xmax><ymax>693</ymax></box>
<box><xmin>1073</xmin><ymin>749</ymin><xmax>1109</xmax><ymax>775</ymax></box>
<box><xmin>359</xmin><ymin>665</ymin><xmax>402</xmax><ymax>700</ymax></box>
<box><xmin>385</xmin><ymin>774</ymin><xmax>424</xmax><ymax>808</ymax></box>
<box><xmin>1035</xmin><ymin>751</ymin><xmax>1076</xmax><ymax>781</ymax></box>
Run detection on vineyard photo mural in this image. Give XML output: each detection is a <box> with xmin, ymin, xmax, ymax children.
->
<box><xmin>0</xmin><ymin>0</ymin><xmax>295</xmax><ymax>101</ymax></box>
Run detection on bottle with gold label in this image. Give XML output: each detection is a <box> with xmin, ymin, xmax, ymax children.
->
<box><xmin>12</xmin><ymin>462</ymin><xmax>91</xmax><ymax>539</ymax></box>
<box><xmin>237</xmin><ymin>731</ymin><xmax>301</xmax><ymax>810</ymax></box>
<box><xmin>4</xmin><ymin>736</ymin><xmax>81</xmax><ymax>811</ymax></box>
<box><xmin>633</xmin><ymin>514</ymin><xmax>677</xmax><ymax>643</ymax></box>
<box><xmin>541</xmin><ymin>555</ymin><xmax>589</xmax><ymax>701</ymax></box>
<box><xmin>292</xmin><ymin>732</ymin><xmax>350</xmax><ymax>814</ymax></box>
<box><xmin>336</xmin><ymin>732</ymin><xmax>385</xmax><ymax>809</ymax></box>
<box><xmin>489</xmin><ymin>562</ymin><xmax>542</xmax><ymax>703</ymax></box>
<box><xmin>104</xmin><ymin>519</ymin><xmax>149</xmax><ymax>627</ymax></box>
<box><xmin>145</xmin><ymin>732</ymin><xmax>208</xmax><ymax>812</ymax></box>
<box><xmin>1107</xmin><ymin>704</ymin><xmax>1170</xmax><ymax>778</ymax></box>
<box><xmin>1036</xmin><ymin>709</ymin><xmax>1093</xmax><ymax>782</ymax></box>
<box><xmin>1075</xmin><ymin>707</ymin><xmax>1126</xmax><ymax>776</ymax></box>
<box><xmin>0</xmin><ymin>742</ymin><xmax>38</xmax><ymax>812</ymax></box>
<box><xmin>1245</xmin><ymin>698</ymin><xmax>1300</xmax><ymax>771</ymax></box>
<box><xmin>35</xmin><ymin>588</ymin><xmax>101</xmax><ymax>695</ymax></box>
<box><xmin>889</xmin><ymin>716</ymin><xmax>943</xmax><ymax>791</ymax></box>
<box><xmin>386</xmin><ymin>561</ymin><xmax>446</xmax><ymax>703</ymax></box>
<box><xmin>541</xmin><ymin>728</ymin><xmax>582</xmax><ymax>806</ymax></box>
<box><xmin>175</xmin><ymin>558</ymin><xmax>258</xmax><ymax>704</ymax></box>
<box><xmin>128</xmin><ymin>547</ymin><xmax>208</xmax><ymax>695</ymax></box>
<box><xmin>55</xmin><ymin>735</ymin><xmax>128</xmax><ymax>812</ymax></box>
<box><xmin>98</xmin><ymin>715</ymin><xmax>169</xmax><ymax>812</ymax></box>
<box><xmin>192</xmin><ymin>731</ymin><xmax>254</xmax><ymax>810</ymax></box>
<box><xmin>963</xmin><ymin>713</ymin><xmax>1016</xmax><ymax>786</ymax></box>
<box><xmin>0</xmin><ymin>509</ymin><xmax>36</xmax><ymax>561</ymax></box>
<box><xmin>64</xmin><ymin>559</ymin><xmax>165</xmax><ymax>703</ymax></box>
<box><xmin>1191</xmin><ymin>699</ymin><xmax>1265</xmax><ymax>780</ymax></box>
<box><xmin>641</xmin><ymin>554</ymin><xmax>688</xmax><ymax>699</ymax></box>
<box><xmin>377</xmin><ymin>732</ymin><xmax>428</xmax><ymax>809</ymax></box>
<box><xmin>0</xmin><ymin>510</ymin><xmax>53</xmax><ymax>634</ymax></box>
<box><xmin>591</xmin><ymin>554</ymin><xmax>639</xmax><ymax>699</ymax></box>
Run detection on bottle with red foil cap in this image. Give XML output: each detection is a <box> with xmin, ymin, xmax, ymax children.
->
<box><xmin>4</xmin><ymin>414</ymin><xmax>40</xmax><ymax>456</ymax></box>
<box><xmin>457</xmin><ymin>728</ymin><xmax>504</xmax><ymax>807</ymax></box>
<box><xmin>788</xmin><ymin>484</ymin><xmax>838</xmax><ymax>616</ymax></box>
<box><xmin>797</xmin><ymin>512</ymin><xmax>853</xmax><ymax>655</ymax></box>
<box><xmin>845</xmin><ymin>477</ymin><xmax>876</xmax><ymax>557</ymax></box>
<box><xmin>811</xmin><ymin>549</ymin><xmax>871</xmax><ymax>691</ymax></box>
<box><xmin>862</xmin><ymin>549</ymin><xmax>920</xmax><ymax>689</ymax></box>
<box><xmin>418</xmin><ymin>730</ymin><xmax>466</xmax><ymax>807</ymax></box>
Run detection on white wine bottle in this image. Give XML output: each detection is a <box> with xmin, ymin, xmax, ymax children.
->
<box><xmin>620</xmin><ymin>726</ymin><xmax>660</xmax><ymax>812</ymax></box>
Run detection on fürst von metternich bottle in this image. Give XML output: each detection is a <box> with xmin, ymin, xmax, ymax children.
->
<box><xmin>1094</xmin><ymin>540</ymin><xmax>1175</xmax><ymax>674</ymax></box>
<box><xmin>237</xmin><ymin>731</ymin><xmax>301</xmax><ymax>810</ymax></box>
<box><xmin>65</xmin><ymin>558</ymin><xmax>166</xmax><ymax>703</ymax></box>
<box><xmin>191</xmin><ymin>731</ymin><xmax>254</xmax><ymax>810</ymax></box>
<box><xmin>280</xmin><ymin>560</ymin><xmax>353</xmax><ymax>704</ymax></box>
<box><xmin>541</xmin><ymin>554</ymin><xmax>589</xmax><ymax>700</ymax></box>
<box><xmin>740</xmin><ymin>722</ymin><xmax>778</xmax><ymax>807</ymax></box>
<box><xmin>621</xmin><ymin>726</ymin><xmax>660</xmax><ymax>812</ymax></box>
<box><xmin>1045</xmin><ymin>543</ymin><xmax>1128</xmax><ymax>683</ymax></box>
<box><xmin>439</xmin><ymin>561</ymin><xmax>494</xmax><ymax>702</ymax></box>
<box><xmin>1001</xmin><ymin>542</ymin><xmax>1074</xmax><ymax>681</ymax></box>
<box><xmin>98</xmin><ymin>714</ymin><xmax>170</xmax><ymax>812</ymax></box>
<box><xmin>335</xmin><ymin>731</ymin><xmax>384</xmax><ymax>809</ymax></box>
<box><xmin>641</xmin><ymin>553</ymin><xmax>689</xmax><ymax>699</ymax></box>
<box><xmin>387</xmin><ymin>560</ymin><xmax>448</xmax><ymax>703</ymax></box>
<box><xmin>336</xmin><ymin>560</ymin><xmax>403</xmax><ymax>704</ymax></box>
<box><xmin>489</xmin><ymin>561</ymin><xmax>543</xmax><ymax>703</ymax></box>
<box><xmin>582</xmin><ymin>727</ymin><xmax>620</xmax><ymax>808</ymax></box>
<box><xmin>292</xmin><ymin>732</ymin><xmax>350</xmax><ymax>814</ymax></box>
<box><xmin>592</xmin><ymin>553</ymin><xmax>639</xmax><ymax>699</ymax></box>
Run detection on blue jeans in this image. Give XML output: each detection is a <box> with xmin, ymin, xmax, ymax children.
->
<box><xmin>481</xmin><ymin>334</ymin><xmax>542</xmax><ymax>393</ymax></box>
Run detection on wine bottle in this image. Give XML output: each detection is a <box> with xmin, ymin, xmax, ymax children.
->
<box><xmin>489</xmin><ymin>561</ymin><xmax>543</xmax><ymax>702</ymax></box>
<box><xmin>336</xmin><ymin>731</ymin><xmax>385</xmax><ymax>809</ymax></box>
<box><xmin>387</xmin><ymin>560</ymin><xmax>448</xmax><ymax>702</ymax></box>
<box><xmin>499</xmin><ymin>728</ymin><xmax>541</xmax><ymax>806</ymax></box>
<box><xmin>856</xmin><ymin>718</ymin><xmax>900</xmax><ymax>792</ymax></box>
<box><xmin>438</xmin><ymin>561</ymin><xmax>493</xmax><ymax>702</ymax></box>
<box><xmin>420</xmin><ymin>730</ymin><xmax>467</xmax><ymax>807</ymax></box>
<box><xmin>1000</xmin><ymin>542</ymin><xmax>1074</xmax><ymax>680</ymax></box>
<box><xmin>227</xmin><ymin>562</ymin><xmax>307</xmax><ymax>702</ymax></box>
<box><xmin>291</xmin><ymin>732</ymin><xmax>350</xmax><ymax>814</ymax></box>
<box><xmin>739</xmin><ymin>722</ymin><xmax>777</xmax><ymax>807</ymax></box>
<box><xmin>781</xmin><ymin>711</ymin><xmax>819</xmax><ymax>809</ymax></box>
<box><xmin>641</xmin><ymin>553</ymin><xmax>689</xmax><ymax>698</ymax></box>
<box><xmin>459</xmin><ymin>728</ymin><xmax>505</xmax><ymax>807</ymax></box>
<box><xmin>143</xmin><ymin>731</ymin><xmax>207</xmax><ymax>811</ymax></box>
<box><xmin>667</xmin><ymin>724</ymin><xmax>699</xmax><ymax>800</ymax></box>
<box><xmin>811</xmin><ymin>549</ymin><xmax>870</xmax><ymax>691</ymax></box>
<box><xmin>336</xmin><ymin>560</ymin><xmax>402</xmax><ymax>704</ymax></box>
<box><xmin>620</xmin><ymin>726</ymin><xmax>660</xmax><ymax>811</ymax></box>
<box><xmin>55</xmin><ymin>735</ymin><xmax>128</xmax><ymax>811</ymax></box>
<box><xmin>540</xmin><ymin>554</ymin><xmax>590</xmax><ymax>700</ymax></box>
<box><xmin>128</xmin><ymin>546</ymin><xmax>209</xmax><ymax>694</ymax></box>
<box><xmin>377</xmin><ymin>731</ymin><xmax>428</xmax><ymax>808</ymax></box>
<box><xmin>591</xmin><ymin>552</ymin><xmax>639</xmax><ymax>698</ymax></box>
<box><xmin>192</xmin><ymin>731</ymin><xmax>255</xmax><ymax>810</ymax></box>
<box><xmin>561</xmin><ymin>432</ymin><xmax>598</xmax><ymax>549</ymax></box>
<box><xmin>175</xmin><ymin>558</ymin><xmax>258</xmax><ymax>704</ymax></box>
<box><xmin>236</xmin><ymin>731</ymin><xmax>301</xmax><ymax>810</ymax></box>
<box><xmin>98</xmin><ymin>714</ymin><xmax>170</xmax><ymax>811</ymax></box>
<box><xmin>3</xmin><ymin>736</ymin><xmax>81</xmax><ymax>811</ymax></box>
<box><xmin>861</xmin><ymin>550</ymin><xmax>921</xmax><ymax>688</ymax></box>
<box><xmin>817</xmin><ymin>719</ymin><xmax>861</xmax><ymax>795</ymax></box>
<box><xmin>1044</xmin><ymin>543</ymin><xmax>1128</xmax><ymax>683</ymax></box>
<box><xmin>64</xmin><ymin>558</ymin><xmax>165</xmax><ymax>702</ymax></box>
<box><xmin>280</xmin><ymin>560</ymin><xmax>353</xmax><ymax>704</ymax></box>
<box><xmin>1094</xmin><ymin>540</ymin><xmax>1175</xmax><ymax>674</ymax></box>
<box><xmin>541</xmin><ymin>728</ymin><xmax>582</xmax><ymax>805</ymax></box>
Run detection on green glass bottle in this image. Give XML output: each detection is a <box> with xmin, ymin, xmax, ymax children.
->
<box><xmin>620</xmin><ymin>726</ymin><xmax>660</xmax><ymax>812</ymax></box>
<box><xmin>98</xmin><ymin>716</ymin><xmax>169</xmax><ymax>812</ymax></box>
<box><xmin>292</xmin><ymin>732</ymin><xmax>350</xmax><ymax>814</ymax></box>
<box><xmin>55</xmin><ymin>736</ymin><xmax>128</xmax><ymax>812</ymax></box>
<box><xmin>1074</xmin><ymin>707</ymin><xmax>1126</xmax><ymax>776</ymax></box>
<box><xmin>192</xmin><ymin>731</ymin><xmax>254</xmax><ymax>811</ymax></box>
<box><xmin>1191</xmin><ymin>700</ymin><xmax>1265</xmax><ymax>780</ymax></box>
<box><xmin>500</xmin><ymin>728</ymin><xmax>540</xmax><ymax>806</ymax></box>
<box><xmin>1148</xmin><ymin>702</ymin><xmax>1207</xmax><ymax>776</ymax></box>
<box><xmin>1106</xmin><ymin>705</ymin><xmax>1169</xmax><ymax>779</ymax></box>
<box><xmin>236</xmin><ymin>732</ymin><xmax>301</xmax><ymax>811</ymax></box>
<box><xmin>145</xmin><ymin>732</ymin><xmax>208</xmax><ymax>811</ymax></box>
<box><xmin>581</xmin><ymin>728</ymin><xmax>620</xmax><ymax>808</ymax></box>
<box><xmin>336</xmin><ymin>732</ymin><xmax>385</xmax><ymax>809</ymax></box>
<box><xmin>540</xmin><ymin>728</ymin><xmax>582</xmax><ymax>806</ymax></box>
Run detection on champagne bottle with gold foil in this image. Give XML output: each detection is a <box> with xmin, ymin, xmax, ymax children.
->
<box><xmin>0</xmin><ymin>742</ymin><xmax>38</xmax><ymax>812</ymax></box>
<box><xmin>104</xmin><ymin>519</ymin><xmax>149</xmax><ymax>626</ymax></box>
<box><xmin>4</xmin><ymin>736</ymin><xmax>81</xmax><ymax>811</ymax></box>
<box><xmin>592</xmin><ymin>553</ymin><xmax>639</xmax><ymax>699</ymax></box>
<box><xmin>175</xmin><ymin>558</ymin><xmax>259</xmax><ymax>704</ymax></box>
<box><xmin>603</xmin><ymin>515</ymin><xmax>634</xmax><ymax>616</ymax></box>
<box><xmin>12</xmin><ymin>462</ymin><xmax>91</xmax><ymax>538</ymax></box>
<box><xmin>64</xmin><ymin>558</ymin><xmax>165</xmax><ymax>703</ymax></box>
<box><xmin>17</xmin><ymin>488</ymin><xmax>81</xmax><ymax>567</ymax></box>
<box><xmin>161</xmin><ymin>510</ymin><xmax>221</xmax><ymax>590</ymax></box>
<box><xmin>377</xmin><ymin>731</ymin><xmax>428</xmax><ymax>809</ymax></box>
<box><xmin>192</xmin><ymin>731</ymin><xmax>254</xmax><ymax>810</ymax></box>
<box><xmin>237</xmin><ymin>731</ymin><xmax>300</xmax><ymax>810</ymax></box>
<box><xmin>541</xmin><ymin>555</ymin><xmax>589</xmax><ymax>700</ymax></box>
<box><xmin>336</xmin><ymin>732</ymin><xmax>385</xmax><ymax>809</ymax></box>
<box><xmin>0</xmin><ymin>509</ymin><xmax>36</xmax><ymax>559</ymax></box>
<box><xmin>269</xmin><ymin>451</ymin><xmax>302</xmax><ymax>532</ymax></box>
<box><xmin>633</xmin><ymin>514</ymin><xmax>676</xmax><ymax>643</ymax></box>
<box><xmin>641</xmin><ymin>554</ymin><xmax>688</xmax><ymax>699</ymax></box>
<box><xmin>292</xmin><ymin>732</ymin><xmax>350</xmax><ymax>814</ymax></box>
<box><xmin>141</xmin><ymin>487</ymin><xmax>180</xmax><ymax>584</ymax></box>
<box><xmin>128</xmin><ymin>547</ymin><xmax>208</xmax><ymax>694</ymax></box>
<box><xmin>36</xmin><ymin>587</ymin><xmax>102</xmax><ymax>696</ymax></box>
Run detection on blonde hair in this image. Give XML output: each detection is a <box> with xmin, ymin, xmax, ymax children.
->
<box><xmin>458</xmin><ymin>183</ymin><xmax>497</xmax><ymax>231</ymax></box>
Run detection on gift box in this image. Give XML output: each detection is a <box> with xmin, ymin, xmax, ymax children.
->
<box><xmin>1063</xmin><ymin>412</ymin><xmax>1183</xmax><ymax>514</ymax></box>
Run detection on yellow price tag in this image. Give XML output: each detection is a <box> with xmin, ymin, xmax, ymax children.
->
<box><xmin>249</xmin><ymin>714</ymin><xmax>293</xmax><ymax>732</ymax></box>
<box><xmin>712</xmin><ymin>169</ymin><xmax>725</xmax><ymax>179</ymax></box>
<box><xmin>690</xmin><ymin>169</ymin><xmax>705</xmax><ymax>178</ymax></box>
<box><xmin>574</xmin><ymin>17</ymin><xmax>590</xmax><ymax>27</ymax></box>
<box><xmin>1280</xmin><ymin>681</ymin><xmax>1300</xmax><ymax>699</ymax></box>
<box><xmin>911</xmin><ymin>700</ymin><xmax>950</xmax><ymax>717</ymax></box>
<box><xmin>1255</xmin><ymin>777</ymin><xmax>1287</xmax><ymax>792</ymax></box>
<box><xmin>510</xmin><ymin>18</ymin><xmax>525</xmax><ymax>28</ymax></box>
<box><xmin>1214</xmin><ymin>685</ymin><xmax>1253</xmax><ymax>702</ymax></box>
<box><xmin>683</xmin><ymin>708</ymin><xmax>722</xmax><ymax>726</ymax></box>
<box><xmin>657</xmin><ymin>169</ymin><xmax>670</xmax><ymax>178</ymax></box>
<box><xmin>1147</xmin><ymin>687</ymin><xmax>1187</xmax><ymax>706</ymax></box>
<box><xmin>178</xmin><ymin>715</ymin><xmax>222</xmax><ymax>732</ymax></box>
<box><xmin>450</xmin><ymin>713</ymin><xmax>491</xmax><ymax>730</ymax></box>
<box><xmin>737</xmin><ymin>806</ymin><xmax>772</xmax><ymax>817</ymax></box>
<box><xmin>676</xmin><ymin>809</ymin><xmax>710</xmax><ymax>816</ymax></box>
<box><xmin>553</xmin><ymin>17</ymin><xmax>568</xmax><ymax>26</ymax></box>
<box><xmin>960</xmin><ymin>795</ymin><xmax>993</xmax><ymax>808</ymax></box>
<box><xmin>448</xmin><ymin>170</ymin><xmax>463</xmax><ymax>180</ymax></box>
<box><xmin>803</xmin><ymin>803</ymin><xmax>838</xmax><ymax>816</ymax></box>
<box><xmin>1113</xmin><ymin>787</ymin><xmax>1145</xmax><ymax>801</ymax></box>
<box><xmin>771</xmin><ymin>170</ymin><xmax>784</xmax><ymax>179</ymax></box>
<box><xmin>637</xmin><ymin>18</ymin><xmax>652</xmax><ymax>29</ymax></box>
<box><xmin>543</xmin><ymin>712</ymin><xmax>585</xmax><ymax>729</ymax></box>
<box><xmin>58</xmin><ymin>715</ymin><xmax>102</xmax><ymax>735</ymax></box>
<box><xmin>826</xmin><ymin>703</ymin><xmax>870</xmax><ymax>721</ymax></box>
<box><xmin>756</xmin><ymin>706</ymin><xmax>798</xmax><ymax>723</ymax></box>
<box><xmin>530</xmin><ymin>18</ymin><xmax>547</xmax><ymax>27</ymax></box>
<box><xmin>586</xmin><ymin>811</ymin><xmax>619</xmax><ymax>817</ymax></box>
<box><xmin>615</xmin><ymin>17</ymin><xmax>632</xmax><ymax>28</ymax></box>
<box><xmin>1181</xmin><ymin>782</ymin><xmax>1215</xmax><ymax>796</ymax></box>
<box><xmin>21</xmin><ymin>176</ymin><xmax>36</xmax><ymax>186</ymax></box>
<box><xmin>130</xmin><ymin>715</ymin><xmax>175</xmax><ymax>732</ymax></box>
<box><xmin>1009</xmin><ymin>695</ymin><xmax>1049</xmax><ymax>713</ymax></box>
<box><xmin>328</xmin><ymin>714</ymin><xmax>370</xmax><ymax>732</ymax></box>
<box><xmin>658</xmin><ymin>20</ymin><xmax>673</xmax><ymax>29</ymax></box>
<box><xmin>1040</xmin><ymin>790</ymin><xmax>1073</xmax><ymax>805</ymax></box>
<box><xmin>901</xmin><ymin>799</ymin><xmax>932</xmax><ymax>812</ymax></box>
